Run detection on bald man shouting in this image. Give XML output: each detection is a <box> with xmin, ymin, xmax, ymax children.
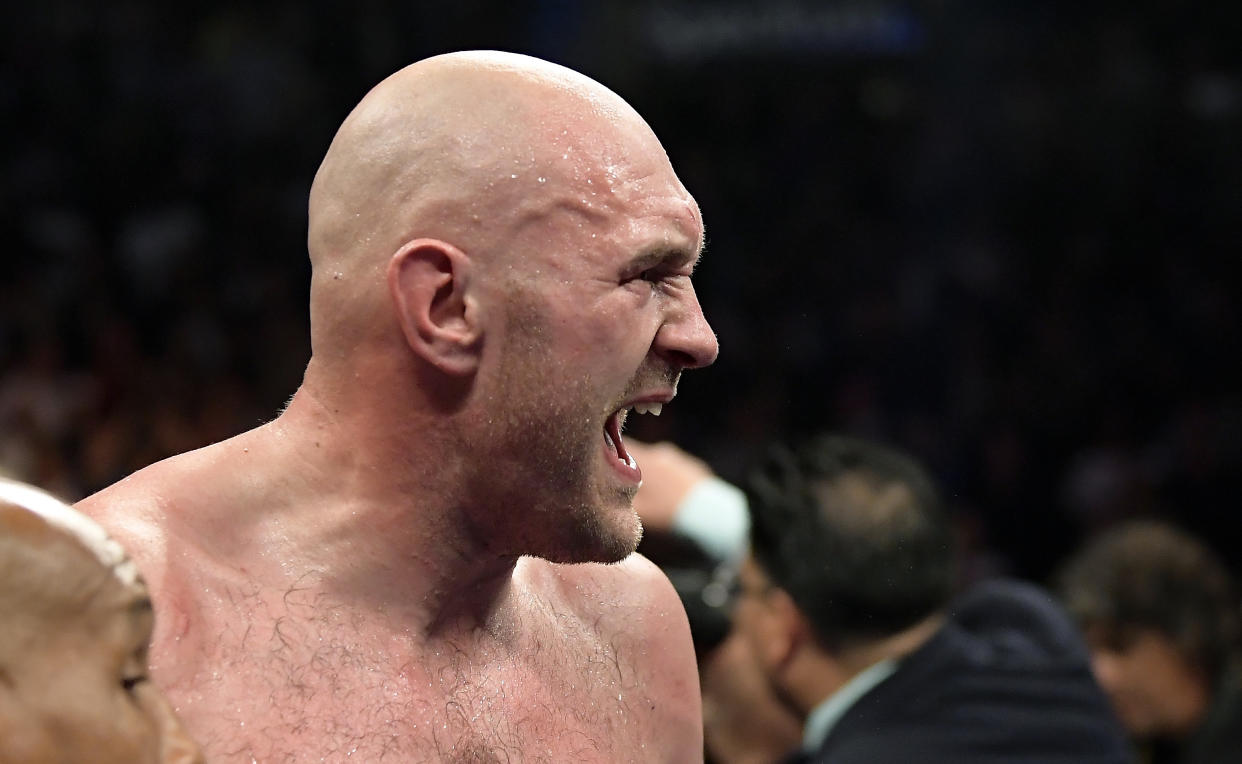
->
<box><xmin>78</xmin><ymin>51</ymin><xmax>718</xmax><ymax>762</ymax></box>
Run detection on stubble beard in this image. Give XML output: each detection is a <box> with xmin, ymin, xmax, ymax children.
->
<box><xmin>475</xmin><ymin>331</ymin><xmax>642</xmax><ymax>565</ymax></box>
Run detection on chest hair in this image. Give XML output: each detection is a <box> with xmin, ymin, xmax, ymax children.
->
<box><xmin>167</xmin><ymin>585</ymin><xmax>646</xmax><ymax>762</ymax></box>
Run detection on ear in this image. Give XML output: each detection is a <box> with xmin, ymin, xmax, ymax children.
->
<box><xmin>387</xmin><ymin>238</ymin><xmax>481</xmax><ymax>376</ymax></box>
<box><xmin>765</xmin><ymin>587</ymin><xmax>810</xmax><ymax>670</ymax></box>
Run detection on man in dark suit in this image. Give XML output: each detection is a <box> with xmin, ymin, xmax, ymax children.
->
<box><xmin>733</xmin><ymin>434</ymin><xmax>1133</xmax><ymax>763</ymax></box>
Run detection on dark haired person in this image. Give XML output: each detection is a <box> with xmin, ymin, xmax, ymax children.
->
<box><xmin>1059</xmin><ymin>521</ymin><xmax>1242</xmax><ymax>764</ymax></box>
<box><xmin>736</xmin><ymin>434</ymin><xmax>1131</xmax><ymax>763</ymax></box>
<box><xmin>629</xmin><ymin>440</ymin><xmax>803</xmax><ymax>764</ymax></box>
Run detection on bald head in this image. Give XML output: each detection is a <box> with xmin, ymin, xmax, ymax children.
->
<box><xmin>0</xmin><ymin>478</ymin><xmax>139</xmax><ymax>589</ymax></box>
<box><xmin>0</xmin><ymin>480</ymin><xmax>204</xmax><ymax>763</ymax></box>
<box><xmin>0</xmin><ymin>481</ymin><xmax>144</xmax><ymax>630</ymax></box>
<box><xmin>305</xmin><ymin>51</ymin><xmax>680</xmax><ymax>363</ymax></box>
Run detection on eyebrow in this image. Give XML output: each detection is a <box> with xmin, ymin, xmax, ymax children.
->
<box><xmin>628</xmin><ymin>244</ymin><xmax>704</xmax><ymax>274</ymax></box>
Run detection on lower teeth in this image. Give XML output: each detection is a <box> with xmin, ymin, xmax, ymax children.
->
<box><xmin>603</xmin><ymin>431</ymin><xmax>634</xmax><ymax>468</ymax></box>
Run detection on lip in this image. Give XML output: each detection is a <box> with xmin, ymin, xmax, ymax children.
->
<box><xmin>603</xmin><ymin>431</ymin><xmax>642</xmax><ymax>484</ymax></box>
<box><xmin>601</xmin><ymin>389</ymin><xmax>675</xmax><ymax>484</ymax></box>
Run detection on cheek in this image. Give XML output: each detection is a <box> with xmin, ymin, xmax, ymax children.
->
<box><xmin>568</xmin><ymin>308</ymin><xmax>646</xmax><ymax>364</ymax></box>
<box><xmin>551</xmin><ymin>284</ymin><xmax>655</xmax><ymax>350</ymax></box>
<box><xmin>0</xmin><ymin>705</ymin><xmax>58</xmax><ymax>762</ymax></box>
<box><xmin>132</xmin><ymin>682</ymin><xmax>203</xmax><ymax>764</ymax></box>
<box><xmin>1090</xmin><ymin>649</ymin><xmax>1162</xmax><ymax>728</ymax></box>
<box><xmin>31</xmin><ymin>695</ymin><xmax>156</xmax><ymax>764</ymax></box>
<box><xmin>1089</xmin><ymin>650</ymin><xmax>1125</xmax><ymax>694</ymax></box>
<box><xmin>731</xmin><ymin>604</ymin><xmax>770</xmax><ymax>668</ymax></box>
<box><xmin>702</xmin><ymin>630</ymin><xmax>766</xmax><ymax>701</ymax></box>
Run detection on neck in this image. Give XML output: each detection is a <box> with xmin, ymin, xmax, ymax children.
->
<box><xmin>790</xmin><ymin>612</ymin><xmax>945</xmax><ymax>718</ymax></box>
<box><xmin>169</xmin><ymin>364</ymin><xmax>518</xmax><ymax>636</ymax></box>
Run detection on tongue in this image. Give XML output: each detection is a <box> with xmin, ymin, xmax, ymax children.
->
<box><xmin>605</xmin><ymin>413</ymin><xmax>631</xmax><ymax>464</ymax></box>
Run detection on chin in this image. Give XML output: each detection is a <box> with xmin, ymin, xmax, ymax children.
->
<box><xmin>591</xmin><ymin>521</ymin><xmax>644</xmax><ymax>564</ymax></box>
<box><xmin>549</xmin><ymin>526</ymin><xmax>642</xmax><ymax>565</ymax></box>
<box><xmin>533</xmin><ymin>496</ymin><xmax>643</xmax><ymax>565</ymax></box>
<box><xmin>589</xmin><ymin>491</ymin><xmax>645</xmax><ymax>562</ymax></box>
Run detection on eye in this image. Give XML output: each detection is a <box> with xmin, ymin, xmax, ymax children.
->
<box><xmin>121</xmin><ymin>643</ymin><xmax>150</xmax><ymax>695</ymax></box>
<box><xmin>629</xmin><ymin>267</ymin><xmax>676</xmax><ymax>289</ymax></box>
<box><xmin>622</xmin><ymin>268</ymin><xmax>658</xmax><ymax>285</ymax></box>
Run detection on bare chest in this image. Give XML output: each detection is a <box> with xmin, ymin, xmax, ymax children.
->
<box><xmin>158</xmin><ymin>603</ymin><xmax>662</xmax><ymax>763</ymax></box>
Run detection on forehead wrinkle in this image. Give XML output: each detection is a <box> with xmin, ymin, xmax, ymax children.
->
<box><xmin>610</xmin><ymin>168</ymin><xmax>700</xmax><ymax>230</ymax></box>
<box><xmin>506</xmin><ymin>194</ymin><xmax>700</xmax><ymax>281</ymax></box>
<box><xmin>625</xmin><ymin>202</ymin><xmax>703</xmax><ymax>262</ymax></box>
<box><xmin>524</xmin><ymin>197</ymin><xmax>611</xmax><ymax>228</ymax></box>
<box><xmin>498</xmin><ymin>197</ymin><xmax>608</xmax><ymax>278</ymax></box>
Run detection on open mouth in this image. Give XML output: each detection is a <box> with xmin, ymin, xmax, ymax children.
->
<box><xmin>603</xmin><ymin>401</ymin><xmax>664</xmax><ymax>470</ymax></box>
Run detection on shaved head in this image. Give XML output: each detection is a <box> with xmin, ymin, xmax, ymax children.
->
<box><xmin>294</xmin><ymin>51</ymin><xmax>711</xmax><ymax>564</ymax></box>
<box><xmin>0</xmin><ymin>480</ymin><xmax>204</xmax><ymax>763</ymax></box>
<box><xmin>0</xmin><ymin>480</ymin><xmax>142</xmax><ymax>623</ymax></box>
<box><xmin>305</xmin><ymin>51</ymin><xmax>679</xmax><ymax>364</ymax></box>
<box><xmin>0</xmin><ymin>478</ymin><xmax>139</xmax><ymax>588</ymax></box>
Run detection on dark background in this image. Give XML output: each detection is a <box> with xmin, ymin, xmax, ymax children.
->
<box><xmin>3</xmin><ymin>0</ymin><xmax>1239</xmax><ymax>584</ymax></box>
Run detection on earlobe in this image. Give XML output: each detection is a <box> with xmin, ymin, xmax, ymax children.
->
<box><xmin>387</xmin><ymin>239</ymin><xmax>481</xmax><ymax>376</ymax></box>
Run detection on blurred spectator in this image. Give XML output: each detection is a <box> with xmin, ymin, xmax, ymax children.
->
<box><xmin>630</xmin><ymin>439</ymin><xmax>803</xmax><ymax>764</ymax></box>
<box><xmin>0</xmin><ymin>477</ymin><xmax>202</xmax><ymax>763</ymax></box>
<box><xmin>1058</xmin><ymin>521</ymin><xmax>1242</xmax><ymax>764</ymax></box>
<box><xmin>737</xmin><ymin>434</ymin><xmax>1130</xmax><ymax>763</ymax></box>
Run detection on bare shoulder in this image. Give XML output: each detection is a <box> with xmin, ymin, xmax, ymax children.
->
<box><xmin>543</xmin><ymin>553</ymin><xmax>694</xmax><ymax>646</ymax></box>
<box><xmin>75</xmin><ymin>441</ymin><xmax>250</xmax><ymax>668</ymax></box>
<box><xmin>75</xmin><ymin>461</ymin><xmax>178</xmax><ymax>573</ymax></box>
<box><xmin>74</xmin><ymin>440</ymin><xmax>235</xmax><ymax>604</ymax></box>
<box><xmin>569</xmin><ymin>552</ymin><xmax>687</xmax><ymax>615</ymax></box>
<box><xmin>75</xmin><ymin>435</ymin><xmax>238</xmax><ymax>554</ymax></box>
<box><xmin>536</xmin><ymin>554</ymin><xmax>704</xmax><ymax>759</ymax></box>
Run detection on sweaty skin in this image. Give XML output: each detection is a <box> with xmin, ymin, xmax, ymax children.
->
<box><xmin>79</xmin><ymin>51</ymin><xmax>715</xmax><ymax>762</ymax></box>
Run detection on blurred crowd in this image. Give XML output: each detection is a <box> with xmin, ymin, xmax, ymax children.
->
<box><xmin>3</xmin><ymin>1</ymin><xmax>1240</xmax><ymax>581</ymax></box>
<box><xmin>634</xmin><ymin>436</ymin><xmax>1242</xmax><ymax>763</ymax></box>
<box><xmin>4</xmin><ymin>3</ymin><xmax>1242</xmax><ymax>763</ymax></box>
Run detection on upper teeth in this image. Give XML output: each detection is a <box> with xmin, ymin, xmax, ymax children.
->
<box><xmin>632</xmin><ymin>402</ymin><xmax>663</xmax><ymax>416</ymax></box>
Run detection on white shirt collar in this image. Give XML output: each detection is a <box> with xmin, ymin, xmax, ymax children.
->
<box><xmin>802</xmin><ymin>658</ymin><xmax>899</xmax><ymax>752</ymax></box>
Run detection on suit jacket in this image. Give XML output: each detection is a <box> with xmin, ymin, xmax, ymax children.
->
<box><xmin>788</xmin><ymin>580</ymin><xmax>1133</xmax><ymax>764</ymax></box>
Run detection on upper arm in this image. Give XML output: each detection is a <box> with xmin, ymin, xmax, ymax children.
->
<box><xmin>586</xmin><ymin>553</ymin><xmax>704</xmax><ymax>761</ymax></box>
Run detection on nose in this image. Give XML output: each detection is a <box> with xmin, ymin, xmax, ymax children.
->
<box><xmin>654</xmin><ymin>285</ymin><xmax>719</xmax><ymax>370</ymax></box>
